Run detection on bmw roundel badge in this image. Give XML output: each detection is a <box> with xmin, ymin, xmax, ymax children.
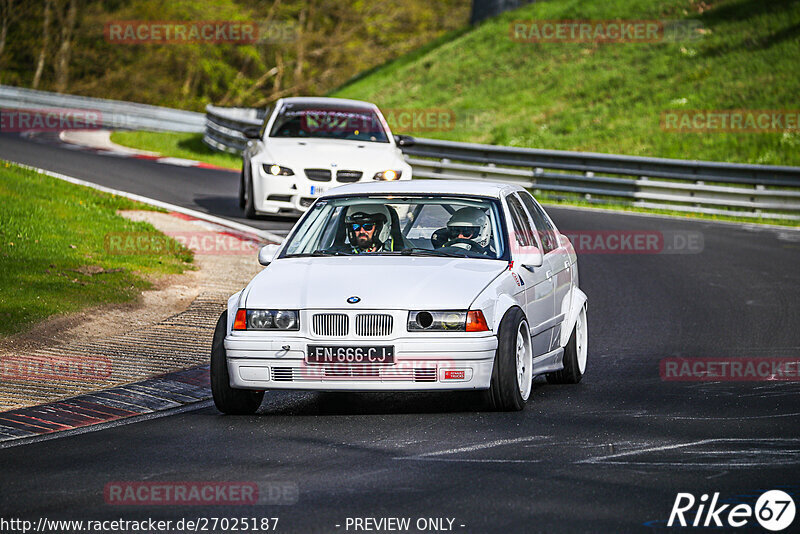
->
<box><xmin>347</xmin><ymin>296</ymin><xmax>361</xmax><ymax>304</ymax></box>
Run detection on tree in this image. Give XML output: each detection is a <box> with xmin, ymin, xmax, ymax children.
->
<box><xmin>53</xmin><ymin>0</ymin><xmax>77</xmax><ymax>93</ymax></box>
<box><xmin>32</xmin><ymin>0</ymin><xmax>51</xmax><ymax>89</ymax></box>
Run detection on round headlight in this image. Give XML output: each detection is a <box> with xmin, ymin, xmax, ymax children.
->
<box><xmin>269</xmin><ymin>164</ymin><xmax>281</xmax><ymax>175</ymax></box>
<box><xmin>442</xmin><ymin>313</ymin><xmax>463</xmax><ymax>330</ymax></box>
<box><xmin>383</xmin><ymin>170</ymin><xmax>397</xmax><ymax>180</ymax></box>
<box><xmin>274</xmin><ymin>310</ymin><xmax>297</xmax><ymax>330</ymax></box>
<box><xmin>416</xmin><ymin>311</ymin><xmax>433</xmax><ymax>329</ymax></box>
<box><xmin>248</xmin><ymin>310</ymin><xmax>273</xmax><ymax>329</ymax></box>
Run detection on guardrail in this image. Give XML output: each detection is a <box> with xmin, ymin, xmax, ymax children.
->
<box><xmin>205</xmin><ymin>105</ymin><xmax>800</xmax><ymax>220</ymax></box>
<box><xmin>0</xmin><ymin>84</ymin><xmax>204</xmax><ymax>133</ymax></box>
<box><xmin>203</xmin><ymin>105</ymin><xmax>267</xmax><ymax>153</ymax></box>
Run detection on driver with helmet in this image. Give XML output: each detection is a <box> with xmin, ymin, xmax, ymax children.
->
<box><xmin>342</xmin><ymin>205</ymin><xmax>396</xmax><ymax>253</ymax></box>
<box><xmin>441</xmin><ymin>207</ymin><xmax>492</xmax><ymax>254</ymax></box>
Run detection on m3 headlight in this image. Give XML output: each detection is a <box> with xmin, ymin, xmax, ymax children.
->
<box><xmin>407</xmin><ymin>310</ymin><xmax>489</xmax><ymax>332</ymax></box>
<box><xmin>262</xmin><ymin>164</ymin><xmax>295</xmax><ymax>176</ymax></box>
<box><xmin>233</xmin><ymin>309</ymin><xmax>299</xmax><ymax>331</ymax></box>
<box><xmin>373</xmin><ymin>170</ymin><xmax>402</xmax><ymax>181</ymax></box>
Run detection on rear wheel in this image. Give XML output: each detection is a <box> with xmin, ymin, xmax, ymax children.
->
<box><xmin>211</xmin><ymin>311</ymin><xmax>264</xmax><ymax>414</ymax></box>
<box><xmin>547</xmin><ymin>306</ymin><xmax>587</xmax><ymax>384</ymax></box>
<box><xmin>487</xmin><ymin>307</ymin><xmax>532</xmax><ymax>411</ymax></box>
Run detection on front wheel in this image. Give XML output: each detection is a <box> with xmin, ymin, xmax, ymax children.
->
<box><xmin>242</xmin><ymin>168</ymin><xmax>256</xmax><ymax>219</ymax></box>
<box><xmin>238</xmin><ymin>168</ymin><xmax>246</xmax><ymax>209</ymax></box>
<box><xmin>211</xmin><ymin>311</ymin><xmax>264</xmax><ymax>414</ymax></box>
<box><xmin>487</xmin><ymin>307</ymin><xmax>532</xmax><ymax>411</ymax></box>
<box><xmin>546</xmin><ymin>306</ymin><xmax>587</xmax><ymax>384</ymax></box>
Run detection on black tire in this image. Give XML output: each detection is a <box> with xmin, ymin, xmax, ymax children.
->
<box><xmin>211</xmin><ymin>311</ymin><xmax>264</xmax><ymax>415</ymax></box>
<box><xmin>486</xmin><ymin>307</ymin><xmax>529</xmax><ymax>412</ymax></box>
<box><xmin>243</xmin><ymin>167</ymin><xmax>256</xmax><ymax>219</ymax></box>
<box><xmin>546</xmin><ymin>306</ymin><xmax>587</xmax><ymax>385</ymax></box>
<box><xmin>238</xmin><ymin>167</ymin><xmax>246</xmax><ymax>209</ymax></box>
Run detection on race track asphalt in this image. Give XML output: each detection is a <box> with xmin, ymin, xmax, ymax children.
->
<box><xmin>1</xmin><ymin>132</ymin><xmax>799</xmax><ymax>532</ymax></box>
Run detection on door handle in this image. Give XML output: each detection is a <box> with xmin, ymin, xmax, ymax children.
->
<box><xmin>564</xmin><ymin>260</ymin><xmax>570</xmax><ymax>269</ymax></box>
<box><xmin>546</xmin><ymin>270</ymin><xmax>552</xmax><ymax>278</ymax></box>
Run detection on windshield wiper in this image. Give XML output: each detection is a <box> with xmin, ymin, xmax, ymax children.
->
<box><xmin>284</xmin><ymin>250</ymin><xmax>353</xmax><ymax>258</ymax></box>
<box><xmin>310</xmin><ymin>249</ymin><xmax>353</xmax><ymax>256</ymax></box>
<box><xmin>398</xmin><ymin>247</ymin><xmax>469</xmax><ymax>258</ymax></box>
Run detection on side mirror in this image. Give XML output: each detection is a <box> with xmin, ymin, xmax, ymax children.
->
<box><xmin>516</xmin><ymin>245</ymin><xmax>543</xmax><ymax>270</ymax></box>
<box><xmin>258</xmin><ymin>244</ymin><xmax>280</xmax><ymax>266</ymax></box>
<box><xmin>394</xmin><ymin>134</ymin><xmax>415</xmax><ymax>147</ymax></box>
<box><xmin>243</xmin><ymin>126</ymin><xmax>262</xmax><ymax>140</ymax></box>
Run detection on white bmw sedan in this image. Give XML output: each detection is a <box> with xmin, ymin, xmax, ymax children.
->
<box><xmin>212</xmin><ymin>180</ymin><xmax>588</xmax><ymax>413</ymax></box>
<box><xmin>239</xmin><ymin>97</ymin><xmax>413</xmax><ymax>217</ymax></box>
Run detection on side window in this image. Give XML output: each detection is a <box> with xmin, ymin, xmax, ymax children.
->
<box><xmin>519</xmin><ymin>191</ymin><xmax>557</xmax><ymax>254</ymax></box>
<box><xmin>505</xmin><ymin>195</ymin><xmax>535</xmax><ymax>247</ymax></box>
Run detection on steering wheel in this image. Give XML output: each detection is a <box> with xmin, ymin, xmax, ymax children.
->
<box><xmin>442</xmin><ymin>237</ymin><xmax>487</xmax><ymax>254</ymax></box>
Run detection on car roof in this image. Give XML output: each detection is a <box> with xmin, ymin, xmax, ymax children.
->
<box><xmin>321</xmin><ymin>180</ymin><xmax>523</xmax><ymax>199</ymax></box>
<box><xmin>278</xmin><ymin>96</ymin><xmax>377</xmax><ymax>110</ymax></box>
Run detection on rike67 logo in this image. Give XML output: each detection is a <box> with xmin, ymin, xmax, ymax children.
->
<box><xmin>668</xmin><ymin>490</ymin><xmax>795</xmax><ymax>531</ymax></box>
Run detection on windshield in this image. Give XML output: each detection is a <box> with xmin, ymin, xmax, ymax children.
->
<box><xmin>269</xmin><ymin>103</ymin><xmax>389</xmax><ymax>143</ymax></box>
<box><xmin>281</xmin><ymin>195</ymin><xmax>507</xmax><ymax>260</ymax></box>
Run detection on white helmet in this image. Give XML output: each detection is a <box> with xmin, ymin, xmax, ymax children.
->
<box><xmin>446</xmin><ymin>207</ymin><xmax>491</xmax><ymax>248</ymax></box>
<box><xmin>346</xmin><ymin>204</ymin><xmax>392</xmax><ymax>246</ymax></box>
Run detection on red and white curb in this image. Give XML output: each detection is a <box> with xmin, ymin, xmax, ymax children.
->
<box><xmin>0</xmin><ymin>366</ymin><xmax>212</xmax><ymax>448</ymax></box>
<box><xmin>57</xmin><ymin>129</ymin><xmax>238</xmax><ymax>173</ymax></box>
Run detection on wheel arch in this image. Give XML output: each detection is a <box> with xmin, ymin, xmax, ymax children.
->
<box><xmin>559</xmin><ymin>287</ymin><xmax>587</xmax><ymax>347</ymax></box>
<box><xmin>225</xmin><ymin>290</ymin><xmax>244</xmax><ymax>335</ymax></box>
<box><xmin>471</xmin><ymin>272</ymin><xmax>526</xmax><ymax>335</ymax></box>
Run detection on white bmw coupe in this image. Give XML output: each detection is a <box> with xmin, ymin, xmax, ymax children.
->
<box><xmin>239</xmin><ymin>97</ymin><xmax>413</xmax><ymax>217</ymax></box>
<box><xmin>212</xmin><ymin>180</ymin><xmax>588</xmax><ymax>413</ymax></box>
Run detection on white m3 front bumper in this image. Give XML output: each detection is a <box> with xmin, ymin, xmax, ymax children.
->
<box><xmin>224</xmin><ymin>334</ymin><xmax>497</xmax><ymax>391</ymax></box>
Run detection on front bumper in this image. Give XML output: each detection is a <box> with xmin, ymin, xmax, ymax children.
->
<box><xmin>224</xmin><ymin>334</ymin><xmax>497</xmax><ymax>391</ymax></box>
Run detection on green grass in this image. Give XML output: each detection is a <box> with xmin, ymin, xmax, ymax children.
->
<box><xmin>0</xmin><ymin>161</ymin><xmax>194</xmax><ymax>336</ymax></box>
<box><xmin>110</xmin><ymin>131</ymin><xmax>242</xmax><ymax>170</ymax></box>
<box><xmin>332</xmin><ymin>0</ymin><xmax>800</xmax><ymax>166</ymax></box>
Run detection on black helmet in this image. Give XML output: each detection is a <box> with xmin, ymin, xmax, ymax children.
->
<box><xmin>346</xmin><ymin>206</ymin><xmax>390</xmax><ymax>249</ymax></box>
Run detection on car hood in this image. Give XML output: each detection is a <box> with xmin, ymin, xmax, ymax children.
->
<box><xmin>243</xmin><ymin>256</ymin><xmax>507</xmax><ymax>310</ymax></box>
<box><xmin>262</xmin><ymin>138</ymin><xmax>402</xmax><ymax>170</ymax></box>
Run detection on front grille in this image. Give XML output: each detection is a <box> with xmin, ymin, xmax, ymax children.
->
<box><xmin>324</xmin><ymin>365</ymin><xmax>380</xmax><ymax>378</ymax></box>
<box><xmin>267</xmin><ymin>194</ymin><xmax>292</xmax><ymax>202</ymax></box>
<box><xmin>355</xmin><ymin>314</ymin><xmax>393</xmax><ymax>336</ymax></box>
<box><xmin>299</xmin><ymin>197</ymin><xmax>315</xmax><ymax>208</ymax></box>
<box><xmin>267</xmin><ymin>364</ymin><xmax>439</xmax><ymax>382</ymax></box>
<box><xmin>272</xmin><ymin>367</ymin><xmax>293</xmax><ymax>381</ymax></box>
<box><xmin>312</xmin><ymin>314</ymin><xmax>349</xmax><ymax>336</ymax></box>
<box><xmin>336</xmin><ymin>170</ymin><xmax>362</xmax><ymax>183</ymax></box>
<box><xmin>414</xmin><ymin>368</ymin><xmax>437</xmax><ymax>382</ymax></box>
<box><xmin>305</xmin><ymin>169</ymin><xmax>332</xmax><ymax>181</ymax></box>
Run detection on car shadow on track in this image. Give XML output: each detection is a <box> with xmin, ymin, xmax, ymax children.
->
<box><xmin>242</xmin><ymin>382</ymin><xmax>551</xmax><ymax>416</ymax></box>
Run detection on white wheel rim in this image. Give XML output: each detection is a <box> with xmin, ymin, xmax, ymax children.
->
<box><xmin>515</xmin><ymin>320</ymin><xmax>533</xmax><ymax>401</ymax></box>
<box><xmin>576</xmin><ymin>307</ymin><xmax>588</xmax><ymax>374</ymax></box>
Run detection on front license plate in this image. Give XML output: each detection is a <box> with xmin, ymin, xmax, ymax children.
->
<box><xmin>309</xmin><ymin>185</ymin><xmax>328</xmax><ymax>196</ymax></box>
<box><xmin>306</xmin><ymin>345</ymin><xmax>394</xmax><ymax>364</ymax></box>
